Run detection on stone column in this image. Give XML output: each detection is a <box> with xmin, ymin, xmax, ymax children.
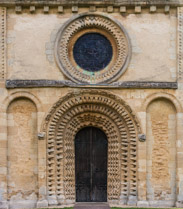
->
<box><xmin>176</xmin><ymin>7</ymin><xmax>183</xmax><ymax>207</ymax></box>
<box><xmin>0</xmin><ymin>110</ymin><xmax>8</xmax><ymax>209</ymax></box>
<box><xmin>0</xmin><ymin>7</ymin><xmax>6</xmax><ymax>80</ymax></box>
<box><xmin>176</xmin><ymin>112</ymin><xmax>183</xmax><ymax>207</ymax></box>
<box><xmin>37</xmin><ymin>112</ymin><xmax>48</xmax><ymax>208</ymax></box>
<box><xmin>137</xmin><ymin>112</ymin><xmax>149</xmax><ymax>207</ymax></box>
<box><xmin>0</xmin><ymin>7</ymin><xmax>8</xmax><ymax>209</ymax></box>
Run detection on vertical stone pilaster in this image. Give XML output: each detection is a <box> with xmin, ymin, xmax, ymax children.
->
<box><xmin>178</xmin><ymin>7</ymin><xmax>183</xmax><ymax>82</ymax></box>
<box><xmin>176</xmin><ymin>113</ymin><xmax>183</xmax><ymax>207</ymax></box>
<box><xmin>0</xmin><ymin>111</ymin><xmax>8</xmax><ymax>209</ymax></box>
<box><xmin>176</xmin><ymin>7</ymin><xmax>183</xmax><ymax>207</ymax></box>
<box><xmin>0</xmin><ymin>7</ymin><xmax>6</xmax><ymax>80</ymax></box>
<box><xmin>137</xmin><ymin>112</ymin><xmax>149</xmax><ymax>207</ymax></box>
<box><xmin>37</xmin><ymin>112</ymin><xmax>48</xmax><ymax>208</ymax></box>
<box><xmin>0</xmin><ymin>7</ymin><xmax>7</xmax><ymax>209</ymax></box>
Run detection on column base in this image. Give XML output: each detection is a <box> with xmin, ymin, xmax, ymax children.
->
<box><xmin>36</xmin><ymin>200</ymin><xmax>48</xmax><ymax>208</ymax></box>
<box><xmin>149</xmin><ymin>200</ymin><xmax>175</xmax><ymax>207</ymax></box>
<box><xmin>176</xmin><ymin>201</ymin><xmax>183</xmax><ymax>207</ymax></box>
<box><xmin>9</xmin><ymin>200</ymin><xmax>36</xmax><ymax>209</ymax></box>
<box><xmin>0</xmin><ymin>201</ymin><xmax>8</xmax><ymax>209</ymax></box>
<box><xmin>127</xmin><ymin>195</ymin><xmax>137</xmax><ymax>206</ymax></box>
<box><xmin>137</xmin><ymin>201</ymin><xmax>149</xmax><ymax>207</ymax></box>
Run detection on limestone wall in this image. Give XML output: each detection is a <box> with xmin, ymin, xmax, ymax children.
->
<box><xmin>6</xmin><ymin>9</ymin><xmax>177</xmax><ymax>82</ymax></box>
<box><xmin>0</xmin><ymin>2</ymin><xmax>183</xmax><ymax>209</ymax></box>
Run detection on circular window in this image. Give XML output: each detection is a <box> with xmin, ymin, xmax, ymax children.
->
<box><xmin>55</xmin><ymin>13</ymin><xmax>131</xmax><ymax>84</ymax></box>
<box><xmin>73</xmin><ymin>33</ymin><xmax>113</xmax><ymax>72</ymax></box>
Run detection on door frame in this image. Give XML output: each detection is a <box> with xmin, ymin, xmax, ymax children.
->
<box><xmin>75</xmin><ymin>126</ymin><xmax>108</xmax><ymax>202</ymax></box>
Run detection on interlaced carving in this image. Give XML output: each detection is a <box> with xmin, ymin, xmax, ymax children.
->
<box><xmin>55</xmin><ymin>13</ymin><xmax>131</xmax><ymax>84</ymax></box>
<box><xmin>0</xmin><ymin>7</ymin><xmax>6</xmax><ymax>79</ymax></box>
<box><xmin>178</xmin><ymin>7</ymin><xmax>183</xmax><ymax>81</ymax></box>
<box><xmin>43</xmin><ymin>90</ymin><xmax>141</xmax><ymax>204</ymax></box>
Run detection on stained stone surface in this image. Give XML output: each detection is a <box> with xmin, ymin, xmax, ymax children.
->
<box><xmin>74</xmin><ymin>203</ymin><xmax>110</xmax><ymax>209</ymax></box>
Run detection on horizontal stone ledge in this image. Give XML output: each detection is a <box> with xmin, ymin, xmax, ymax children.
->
<box><xmin>0</xmin><ymin>0</ymin><xmax>182</xmax><ymax>7</ymax></box>
<box><xmin>6</xmin><ymin>80</ymin><xmax>178</xmax><ymax>89</ymax></box>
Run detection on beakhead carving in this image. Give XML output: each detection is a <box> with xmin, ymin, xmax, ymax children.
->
<box><xmin>42</xmin><ymin>90</ymin><xmax>141</xmax><ymax>204</ymax></box>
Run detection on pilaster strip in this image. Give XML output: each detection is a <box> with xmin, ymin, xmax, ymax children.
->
<box><xmin>0</xmin><ymin>7</ymin><xmax>6</xmax><ymax>80</ymax></box>
<box><xmin>178</xmin><ymin>7</ymin><xmax>183</xmax><ymax>81</ymax></box>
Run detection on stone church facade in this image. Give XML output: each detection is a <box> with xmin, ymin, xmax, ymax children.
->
<box><xmin>0</xmin><ymin>0</ymin><xmax>183</xmax><ymax>208</ymax></box>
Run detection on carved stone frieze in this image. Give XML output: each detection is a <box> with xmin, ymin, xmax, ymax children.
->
<box><xmin>0</xmin><ymin>1</ymin><xmax>182</xmax><ymax>7</ymax></box>
<box><xmin>55</xmin><ymin>13</ymin><xmax>131</xmax><ymax>84</ymax></box>
<box><xmin>42</xmin><ymin>90</ymin><xmax>141</xmax><ymax>205</ymax></box>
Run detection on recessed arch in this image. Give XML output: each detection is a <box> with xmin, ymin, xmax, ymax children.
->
<box><xmin>43</xmin><ymin>90</ymin><xmax>141</xmax><ymax>205</ymax></box>
<box><xmin>7</xmin><ymin>98</ymin><xmax>38</xmax><ymax>208</ymax></box>
<box><xmin>142</xmin><ymin>92</ymin><xmax>182</xmax><ymax>113</ymax></box>
<box><xmin>2</xmin><ymin>91</ymin><xmax>43</xmax><ymax>113</ymax></box>
<box><xmin>146</xmin><ymin>97</ymin><xmax>177</xmax><ymax>206</ymax></box>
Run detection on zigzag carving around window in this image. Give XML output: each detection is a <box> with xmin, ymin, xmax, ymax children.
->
<box><xmin>55</xmin><ymin>13</ymin><xmax>131</xmax><ymax>84</ymax></box>
<box><xmin>42</xmin><ymin>90</ymin><xmax>141</xmax><ymax>205</ymax></box>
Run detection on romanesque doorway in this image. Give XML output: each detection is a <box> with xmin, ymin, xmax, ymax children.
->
<box><xmin>44</xmin><ymin>90</ymin><xmax>141</xmax><ymax>205</ymax></box>
<box><xmin>75</xmin><ymin>127</ymin><xmax>108</xmax><ymax>202</ymax></box>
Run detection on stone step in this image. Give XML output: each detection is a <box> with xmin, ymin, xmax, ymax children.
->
<box><xmin>74</xmin><ymin>202</ymin><xmax>110</xmax><ymax>209</ymax></box>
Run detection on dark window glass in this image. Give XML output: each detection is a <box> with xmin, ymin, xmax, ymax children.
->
<box><xmin>73</xmin><ymin>33</ymin><xmax>112</xmax><ymax>72</ymax></box>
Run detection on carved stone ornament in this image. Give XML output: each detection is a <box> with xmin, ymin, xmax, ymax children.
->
<box><xmin>138</xmin><ymin>134</ymin><xmax>146</xmax><ymax>142</ymax></box>
<box><xmin>55</xmin><ymin>13</ymin><xmax>131</xmax><ymax>84</ymax></box>
<box><xmin>42</xmin><ymin>90</ymin><xmax>141</xmax><ymax>205</ymax></box>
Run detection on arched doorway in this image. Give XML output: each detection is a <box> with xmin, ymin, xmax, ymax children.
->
<box><xmin>75</xmin><ymin>127</ymin><xmax>108</xmax><ymax>202</ymax></box>
<box><xmin>43</xmin><ymin>90</ymin><xmax>141</xmax><ymax>205</ymax></box>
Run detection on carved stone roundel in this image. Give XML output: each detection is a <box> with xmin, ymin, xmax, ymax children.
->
<box><xmin>55</xmin><ymin>13</ymin><xmax>131</xmax><ymax>84</ymax></box>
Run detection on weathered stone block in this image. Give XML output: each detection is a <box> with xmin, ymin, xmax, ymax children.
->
<box><xmin>120</xmin><ymin>6</ymin><xmax>126</xmax><ymax>13</ymax></box>
<box><xmin>137</xmin><ymin>201</ymin><xmax>149</xmax><ymax>207</ymax></box>
<box><xmin>58</xmin><ymin>6</ymin><xmax>63</xmax><ymax>13</ymax></box>
<box><xmin>135</xmin><ymin>6</ymin><xmax>141</xmax><ymax>13</ymax></box>
<box><xmin>36</xmin><ymin>200</ymin><xmax>48</xmax><ymax>208</ymax></box>
<box><xmin>0</xmin><ymin>201</ymin><xmax>8</xmax><ymax>209</ymax></box>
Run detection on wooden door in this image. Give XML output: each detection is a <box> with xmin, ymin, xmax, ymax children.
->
<box><xmin>75</xmin><ymin>126</ymin><xmax>108</xmax><ymax>202</ymax></box>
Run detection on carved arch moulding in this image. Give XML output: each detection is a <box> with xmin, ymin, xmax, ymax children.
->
<box><xmin>55</xmin><ymin>13</ymin><xmax>131</xmax><ymax>85</ymax></box>
<box><xmin>142</xmin><ymin>92</ymin><xmax>183</xmax><ymax>113</ymax></box>
<box><xmin>41</xmin><ymin>90</ymin><xmax>142</xmax><ymax>205</ymax></box>
<box><xmin>2</xmin><ymin>91</ymin><xmax>43</xmax><ymax>113</ymax></box>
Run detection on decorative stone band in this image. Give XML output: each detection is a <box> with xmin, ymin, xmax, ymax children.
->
<box><xmin>6</xmin><ymin>80</ymin><xmax>178</xmax><ymax>89</ymax></box>
<box><xmin>0</xmin><ymin>0</ymin><xmax>182</xmax><ymax>7</ymax></box>
<box><xmin>55</xmin><ymin>13</ymin><xmax>131</xmax><ymax>84</ymax></box>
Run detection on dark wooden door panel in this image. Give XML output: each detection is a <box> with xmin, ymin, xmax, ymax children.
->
<box><xmin>75</xmin><ymin>128</ymin><xmax>91</xmax><ymax>202</ymax></box>
<box><xmin>92</xmin><ymin>128</ymin><xmax>107</xmax><ymax>202</ymax></box>
<box><xmin>75</xmin><ymin>127</ymin><xmax>108</xmax><ymax>202</ymax></box>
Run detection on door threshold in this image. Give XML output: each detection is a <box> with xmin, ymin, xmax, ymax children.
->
<box><xmin>75</xmin><ymin>202</ymin><xmax>108</xmax><ymax>204</ymax></box>
<box><xmin>74</xmin><ymin>202</ymin><xmax>110</xmax><ymax>209</ymax></box>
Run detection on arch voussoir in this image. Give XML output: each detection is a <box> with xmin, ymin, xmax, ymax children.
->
<box><xmin>44</xmin><ymin>90</ymin><xmax>141</xmax><ymax>205</ymax></box>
